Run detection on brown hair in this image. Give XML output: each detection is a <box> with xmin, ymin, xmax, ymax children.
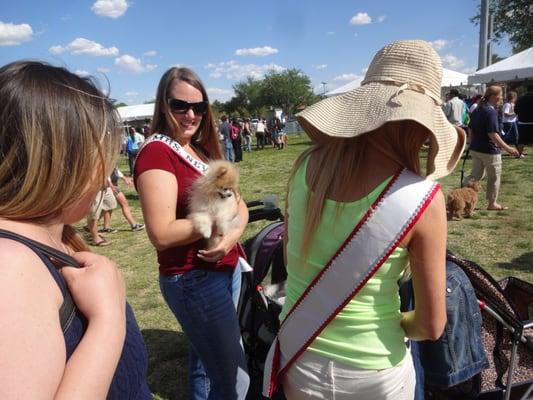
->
<box><xmin>290</xmin><ymin>120</ymin><xmax>429</xmax><ymax>256</ymax></box>
<box><xmin>506</xmin><ymin>91</ymin><xmax>517</xmax><ymax>102</ymax></box>
<box><xmin>0</xmin><ymin>61</ymin><xmax>121</xmax><ymax>250</ymax></box>
<box><xmin>151</xmin><ymin>67</ymin><xmax>222</xmax><ymax>159</ymax></box>
<box><xmin>480</xmin><ymin>85</ymin><xmax>502</xmax><ymax>106</ymax></box>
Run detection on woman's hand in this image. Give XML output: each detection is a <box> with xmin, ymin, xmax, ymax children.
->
<box><xmin>197</xmin><ymin>234</ymin><xmax>234</xmax><ymax>263</ymax></box>
<box><xmin>61</xmin><ymin>252</ymin><xmax>126</xmax><ymax>324</ymax></box>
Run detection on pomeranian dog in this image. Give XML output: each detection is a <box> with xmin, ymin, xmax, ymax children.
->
<box><xmin>447</xmin><ymin>180</ymin><xmax>482</xmax><ymax>220</ymax></box>
<box><xmin>188</xmin><ymin>160</ymin><xmax>241</xmax><ymax>247</ymax></box>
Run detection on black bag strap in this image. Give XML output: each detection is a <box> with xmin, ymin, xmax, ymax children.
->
<box><xmin>0</xmin><ymin>228</ymin><xmax>80</xmax><ymax>333</ymax></box>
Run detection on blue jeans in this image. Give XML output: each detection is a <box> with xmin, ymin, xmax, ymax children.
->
<box><xmin>159</xmin><ymin>267</ymin><xmax>249</xmax><ymax>399</ymax></box>
<box><xmin>224</xmin><ymin>141</ymin><xmax>235</xmax><ymax>162</ymax></box>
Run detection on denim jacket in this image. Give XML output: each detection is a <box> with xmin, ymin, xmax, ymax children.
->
<box><xmin>400</xmin><ymin>259</ymin><xmax>489</xmax><ymax>393</ymax></box>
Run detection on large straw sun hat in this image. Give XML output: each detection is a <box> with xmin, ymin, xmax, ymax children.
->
<box><xmin>297</xmin><ymin>39</ymin><xmax>466</xmax><ymax>179</ymax></box>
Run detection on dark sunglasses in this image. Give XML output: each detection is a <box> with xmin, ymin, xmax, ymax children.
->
<box><xmin>167</xmin><ymin>98</ymin><xmax>208</xmax><ymax>115</ymax></box>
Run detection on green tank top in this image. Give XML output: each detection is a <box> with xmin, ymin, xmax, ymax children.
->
<box><xmin>280</xmin><ymin>159</ymin><xmax>409</xmax><ymax>369</ymax></box>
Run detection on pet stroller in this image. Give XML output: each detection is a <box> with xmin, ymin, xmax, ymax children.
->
<box><xmin>238</xmin><ymin>197</ymin><xmax>286</xmax><ymax>400</ymax></box>
<box><xmin>238</xmin><ymin>199</ymin><xmax>533</xmax><ymax>400</ymax></box>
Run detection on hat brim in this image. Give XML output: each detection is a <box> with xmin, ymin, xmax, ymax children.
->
<box><xmin>297</xmin><ymin>82</ymin><xmax>465</xmax><ymax>179</ymax></box>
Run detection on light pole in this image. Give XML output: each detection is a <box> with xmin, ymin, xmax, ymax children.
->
<box><xmin>321</xmin><ymin>82</ymin><xmax>327</xmax><ymax>96</ymax></box>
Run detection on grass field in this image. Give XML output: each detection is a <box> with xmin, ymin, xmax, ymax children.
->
<box><xmin>83</xmin><ymin>134</ymin><xmax>532</xmax><ymax>399</ymax></box>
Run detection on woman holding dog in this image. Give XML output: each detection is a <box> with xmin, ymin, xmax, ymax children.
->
<box><xmin>0</xmin><ymin>61</ymin><xmax>151</xmax><ymax>398</ymax></box>
<box><xmin>463</xmin><ymin>86</ymin><xmax>519</xmax><ymax>211</ymax></box>
<box><xmin>134</xmin><ymin>67</ymin><xmax>250</xmax><ymax>399</ymax></box>
<box><xmin>263</xmin><ymin>40</ymin><xmax>466</xmax><ymax>400</ymax></box>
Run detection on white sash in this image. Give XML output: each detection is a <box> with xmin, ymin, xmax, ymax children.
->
<box><xmin>135</xmin><ymin>133</ymin><xmax>209</xmax><ymax>175</ymax></box>
<box><xmin>263</xmin><ymin>169</ymin><xmax>439</xmax><ymax>397</ymax></box>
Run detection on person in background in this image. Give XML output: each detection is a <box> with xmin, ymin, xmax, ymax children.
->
<box><xmin>87</xmin><ymin>183</ymin><xmax>117</xmax><ymax>246</ymax></box>
<box><xmin>135</xmin><ymin>66</ymin><xmax>250</xmax><ymax>399</ymax></box>
<box><xmin>126</xmin><ymin>127</ymin><xmax>144</xmax><ymax>176</ymax></box>
<box><xmin>463</xmin><ymin>86</ymin><xmax>519</xmax><ymax>210</ymax></box>
<box><xmin>502</xmin><ymin>91</ymin><xmax>519</xmax><ymax>150</ymax></box>
<box><xmin>242</xmin><ymin>117</ymin><xmax>253</xmax><ymax>152</ymax></box>
<box><xmin>468</xmin><ymin>94</ymin><xmax>483</xmax><ymax>114</ymax></box>
<box><xmin>231</xmin><ymin>117</ymin><xmax>243</xmax><ymax>162</ymax></box>
<box><xmin>256</xmin><ymin>118</ymin><xmax>266</xmax><ymax>150</ymax></box>
<box><xmin>443</xmin><ymin>88</ymin><xmax>466</xmax><ymax>127</ymax></box>
<box><xmin>101</xmin><ymin>167</ymin><xmax>145</xmax><ymax>232</ymax></box>
<box><xmin>269</xmin><ymin>40</ymin><xmax>465</xmax><ymax>400</ymax></box>
<box><xmin>219</xmin><ymin>115</ymin><xmax>234</xmax><ymax>162</ymax></box>
<box><xmin>0</xmin><ymin>60</ymin><xmax>151</xmax><ymax>399</ymax></box>
<box><xmin>515</xmin><ymin>86</ymin><xmax>533</xmax><ymax>158</ymax></box>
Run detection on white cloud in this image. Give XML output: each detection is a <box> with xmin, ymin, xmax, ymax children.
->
<box><xmin>350</xmin><ymin>12</ymin><xmax>372</xmax><ymax>25</ymax></box>
<box><xmin>75</xmin><ymin>70</ymin><xmax>90</xmax><ymax>76</ymax></box>
<box><xmin>235</xmin><ymin>46</ymin><xmax>278</xmax><ymax>57</ymax></box>
<box><xmin>333</xmin><ymin>73</ymin><xmax>361</xmax><ymax>81</ymax></box>
<box><xmin>49</xmin><ymin>38</ymin><xmax>118</xmax><ymax>56</ymax></box>
<box><xmin>125</xmin><ymin>91</ymin><xmax>138</xmax><ymax>96</ymax></box>
<box><xmin>206</xmin><ymin>87</ymin><xmax>234</xmax><ymax>102</ymax></box>
<box><xmin>204</xmin><ymin>60</ymin><xmax>285</xmax><ymax>80</ymax></box>
<box><xmin>377</xmin><ymin>15</ymin><xmax>387</xmax><ymax>23</ymax></box>
<box><xmin>313</xmin><ymin>64</ymin><xmax>328</xmax><ymax>70</ymax></box>
<box><xmin>115</xmin><ymin>54</ymin><xmax>157</xmax><ymax>73</ymax></box>
<box><xmin>327</xmin><ymin>31</ymin><xmax>335</xmax><ymax>35</ymax></box>
<box><xmin>441</xmin><ymin>53</ymin><xmax>465</xmax><ymax>69</ymax></box>
<box><xmin>91</xmin><ymin>0</ymin><xmax>129</xmax><ymax>18</ymax></box>
<box><xmin>0</xmin><ymin>22</ymin><xmax>33</xmax><ymax>46</ymax></box>
<box><xmin>97</xmin><ymin>67</ymin><xmax>111</xmax><ymax>73</ymax></box>
<box><xmin>144</xmin><ymin>50</ymin><xmax>157</xmax><ymax>57</ymax></box>
<box><xmin>430</xmin><ymin>39</ymin><xmax>449</xmax><ymax>51</ymax></box>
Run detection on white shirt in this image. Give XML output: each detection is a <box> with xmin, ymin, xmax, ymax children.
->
<box><xmin>502</xmin><ymin>102</ymin><xmax>517</xmax><ymax>123</ymax></box>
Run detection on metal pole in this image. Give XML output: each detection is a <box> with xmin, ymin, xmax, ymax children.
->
<box><xmin>478</xmin><ymin>0</ymin><xmax>490</xmax><ymax>70</ymax></box>
<box><xmin>488</xmin><ymin>11</ymin><xmax>494</xmax><ymax>66</ymax></box>
<box><xmin>321</xmin><ymin>82</ymin><xmax>327</xmax><ymax>95</ymax></box>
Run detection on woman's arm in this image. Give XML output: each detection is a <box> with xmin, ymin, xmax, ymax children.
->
<box><xmin>0</xmin><ymin>243</ymin><xmax>125</xmax><ymax>399</ymax></box>
<box><xmin>197</xmin><ymin>196</ymin><xmax>249</xmax><ymax>263</ymax></box>
<box><xmin>137</xmin><ymin>169</ymin><xmax>203</xmax><ymax>251</ymax></box>
<box><xmin>400</xmin><ymin>190</ymin><xmax>447</xmax><ymax>341</ymax></box>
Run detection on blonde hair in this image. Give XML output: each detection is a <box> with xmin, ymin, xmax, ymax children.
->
<box><xmin>480</xmin><ymin>85</ymin><xmax>502</xmax><ymax>106</ymax></box>
<box><xmin>152</xmin><ymin>67</ymin><xmax>222</xmax><ymax>160</ymax></box>
<box><xmin>0</xmin><ymin>61</ymin><xmax>121</xmax><ymax>250</ymax></box>
<box><xmin>290</xmin><ymin>120</ymin><xmax>429</xmax><ymax>256</ymax></box>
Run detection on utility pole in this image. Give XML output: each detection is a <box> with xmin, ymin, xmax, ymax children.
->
<box><xmin>321</xmin><ymin>82</ymin><xmax>327</xmax><ymax>95</ymax></box>
<box><xmin>478</xmin><ymin>0</ymin><xmax>490</xmax><ymax>70</ymax></box>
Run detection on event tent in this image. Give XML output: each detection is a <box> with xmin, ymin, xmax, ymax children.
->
<box><xmin>468</xmin><ymin>47</ymin><xmax>533</xmax><ymax>84</ymax></box>
<box><xmin>325</xmin><ymin>68</ymin><xmax>469</xmax><ymax>97</ymax></box>
<box><xmin>117</xmin><ymin>103</ymin><xmax>155</xmax><ymax>122</ymax></box>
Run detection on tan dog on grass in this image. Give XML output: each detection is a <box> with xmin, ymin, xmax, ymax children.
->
<box><xmin>447</xmin><ymin>180</ymin><xmax>482</xmax><ymax>220</ymax></box>
<box><xmin>188</xmin><ymin>160</ymin><xmax>241</xmax><ymax>247</ymax></box>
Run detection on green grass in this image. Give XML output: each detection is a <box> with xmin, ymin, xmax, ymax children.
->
<box><xmin>81</xmin><ymin>134</ymin><xmax>532</xmax><ymax>399</ymax></box>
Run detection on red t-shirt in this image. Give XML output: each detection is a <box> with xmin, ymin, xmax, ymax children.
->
<box><xmin>134</xmin><ymin>140</ymin><xmax>239</xmax><ymax>275</ymax></box>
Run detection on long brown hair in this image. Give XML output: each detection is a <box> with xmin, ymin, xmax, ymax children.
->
<box><xmin>0</xmin><ymin>61</ymin><xmax>121</xmax><ymax>250</ymax></box>
<box><xmin>151</xmin><ymin>67</ymin><xmax>222</xmax><ymax>159</ymax></box>
<box><xmin>480</xmin><ymin>85</ymin><xmax>502</xmax><ymax>106</ymax></box>
<box><xmin>290</xmin><ymin>120</ymin><xmax>429</xmax><ymax>256</ymax></box>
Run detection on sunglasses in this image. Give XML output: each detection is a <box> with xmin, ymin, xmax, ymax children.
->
<box><xmin>167</xmin><ymin>98</ymin><xmax>208</xmax><ymax>115</ymax></box>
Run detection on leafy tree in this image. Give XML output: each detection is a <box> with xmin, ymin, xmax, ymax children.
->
<box><xmin>232</xmin><ymin>77</ymin><xmax>264</xmax><ymax>118</ymax></box>
<box><xmin>260</xmin><ymin>69</ymin><xmax>318</xmax><ymax>117</ymax></box>
<box><xmin>114</xmin><ymin>102</ymin><xmax>128</xmax><ymax>108</ymax></box>
<box><xmin>472</xmin><ymin>0</ymin><xmax>533</xmax><ymax>53</ymax></box>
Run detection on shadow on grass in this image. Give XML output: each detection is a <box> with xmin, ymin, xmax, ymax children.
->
<box><xmin>143</xmin><ymin>328</ymin><xmax>188</xmax><ymax>400</ymax></box>
<box><xmin>496</xmin><ymin>251</ymin><xmax>533</xmax><ymax>274</ymax></box>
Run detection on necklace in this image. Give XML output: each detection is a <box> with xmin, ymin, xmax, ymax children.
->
<box><xmin>44</xmin><ymin>226</ymin><xmax>70</xmax><ymax>255</ymax></box>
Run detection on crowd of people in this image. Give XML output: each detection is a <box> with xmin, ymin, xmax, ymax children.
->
<box><xmin>442</xmin><ymin>85</ymin><xmax>532</xmax><ymax>211</ymax></box>
<box><xmin>0</xmin><ymin>38</ymin><xmax>530</xmax><ymax>400</ymax></box>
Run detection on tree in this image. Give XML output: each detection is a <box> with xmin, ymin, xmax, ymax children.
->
<box><xmin>472</xmin><ymin>0</ymin><xmax>533</xmax><ymax>53</ymax></box>
<box><xmin>260</xmin><ymin>69</ymin><xmax>318</xmax><ymax>117</ymax></box>
<box><xmin>232</xmin><ymin>77</ymin><xmax>264</xmax><ymax>117</ymax></box>
<box><xmin>114</xmin><ymin>102</ymin><xmax>128</xmax><ymax>108</ymax></box>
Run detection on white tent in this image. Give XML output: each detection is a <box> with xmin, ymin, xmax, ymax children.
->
<box><xmin>468</xmin><ymin>47</ymin><xmax>533</xmax><ymax>84</ymax></box>
<box><xmin>325</xmin><ymin>68</ymin><xmax>469</xmax><ymax>97</ymax></box>
<box><xmin>117</xmin><ymin>103</ymin><xmax>155</xmax><ymax>122</ymax></box>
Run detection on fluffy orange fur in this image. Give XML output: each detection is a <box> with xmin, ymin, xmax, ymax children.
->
<box><xmin>447</xmin><ymin>180</ymin><xmax>482</xmax><ymax>220</ymax></box>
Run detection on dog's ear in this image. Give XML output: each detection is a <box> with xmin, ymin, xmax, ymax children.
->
<box><xmin>216</xmin><ymin>167</ymin><xmax>228</xmax><ymax>178</ymax></box>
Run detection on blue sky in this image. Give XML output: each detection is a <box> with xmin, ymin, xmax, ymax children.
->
<box><xmin>1</xmin><ymin>0</ymin><xmax>511</xmax><ymax>105</ymax></box>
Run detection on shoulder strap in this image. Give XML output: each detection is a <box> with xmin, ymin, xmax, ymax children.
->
<box><xmin>263</xmin><ymin>170</ymin><xmax>439</xmax><ymax>397</ymax></box>
<box><xmin>0</xmin><ymin>229</ymin><xmax>80</xmax><ymax>333</ymax></box>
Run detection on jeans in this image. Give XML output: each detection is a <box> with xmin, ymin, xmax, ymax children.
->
<box><xmin>502</xmin><ymin>122</ymin><xmax>518</xmax><ymax>145</ymax></box>
<box><xmin>224</xmin><ymin>141</ymin><xmax>235</xmax><ymax>162</ymax></box>
<box><xmin>159</xmin><ymin>267</ymin><xmax>249</xmax><ymax>400</ymax></box>
<box><xmin>243</xmin><ymin>135</ymin><xmax>252</xmax><ymax>152</ymax></box>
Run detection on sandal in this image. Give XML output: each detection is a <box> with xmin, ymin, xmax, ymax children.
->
<box><xmin>487</xmin><ymin>205</ymin><xmax>509</xmax><ymax>211</ymax></box>
<box><xmin>99</xmin><ymin>227</ymin><xmax>118</xmax><ymax>233</ymax></box>
<box><xmin>91</xmin><ymin>239</ymin><xmax>112</xmax><ymax>247</ymax></box>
